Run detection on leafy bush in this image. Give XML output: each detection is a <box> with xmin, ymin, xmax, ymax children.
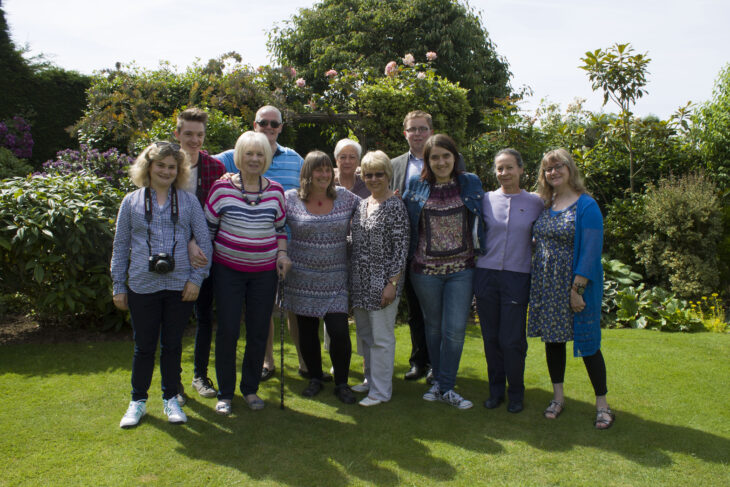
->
<box><xmin>0</xmin><ymin>116</ymin><xmax>34</xmax><ymax>158</ymax></box>
<box><xmin>634</xmin><ymin>173</ymin><xmax>723</xmax><ymax>298</ymax></box>
<box><xmin>603</xmin><ymin>193</ymin><xmax>646</xmax><ymax>270</ymax></box>
<box><xmin>609</xmin><ymin>285</ymin><xmax>704</xmax><ymax>332</ymax></box>
<box><xmin>601</xmin><ymin>256</ymin><xmax>643</xmax><ymax>326</ymax></box>
<box><xmin>689</xmin><ymin>294</ymin><xmax>728</xmax><ymax>333</ymax></box>
<box><xmin>133</xmin><ymin>107</ymin><xmax>246</xmax><ymax>156</ymax></box>
<box><xmin>0</xmin><ymin>174</ymin><xmax>127</xmax><ymax>328</ymax></box>
<box><xmin>41</xmin><ymin>145</ymin><xmax>135</xmax><ymax>191</ymax></box>
<box><xmin>0</xmin><ymin>147</ymin><xmax>33</xmax><ymax>180</ymax></box>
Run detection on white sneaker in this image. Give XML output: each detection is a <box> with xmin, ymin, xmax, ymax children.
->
<box><xmin>359</xmin><ymin>396</ymin><xmax>382</xmax><ymax>407</ymax></box>
<box><xmin>351</xmin><ymin>381</ymin><xmax>370</xmax><ymax>393</ymax></box>
<box><xmin>192</xmin><ymin>376</ymin><xmax>217</xmax><ymax>398</ymax></box>
<box><xmin>215</xmin><ymin>399</ymin><xmax>232</xmax><ymax>416</ymax></box>
<box><xmin>163</xmin><ymin>397</ymin><xmax>187</xmax><ymax>424</ymax></box>
<box><xmin>423</xmin><ymin>382</ymin><xmax>441</xmax><ymax>402</ymax></box>
<box><xmin>440</xmin><ymin>390</ymin><xmax>473</xmax><ymax>410</ymax></box>
<box><xmin>120</xmin><ymin>400</ymin><xmax>146</xmax><ymax>428</ymax></box>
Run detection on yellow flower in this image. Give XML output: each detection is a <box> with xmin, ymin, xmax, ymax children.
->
<box><xmin>712</xmin><ymin>293</ymin><xmax>718</xmax><ymax>297</ymax></box>
<box><xmin>702</xmin><ymin>296</ymin><xmax>708</xmax><ymax>300</ymax></box>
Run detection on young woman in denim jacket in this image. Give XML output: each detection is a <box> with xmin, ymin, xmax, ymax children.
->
<box><xmin>402</xmin><ymin>134</ymin><xmax>486</xmax><ymax>410</ymax></box>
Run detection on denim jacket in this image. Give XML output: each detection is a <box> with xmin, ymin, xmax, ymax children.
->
<box><xmin>402</xmin><ymin>172</ymin><xmax>486</xmax><ymax>259</ymax></box>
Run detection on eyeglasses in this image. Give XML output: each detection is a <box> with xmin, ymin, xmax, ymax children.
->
<box><xmin>544</xmin><ymin>162</ymin><xmax>567</xmax><ymax>174</ymax></box>
<box><xmin>256</xmin><ymin>119</ymin><xmax>281</xmax><ymax>128</ymax></box>
<box><xmin>153</xmin><ymin>141</ymin><xmax>181</xmax><ymax>151</ymax></box>
<box><xmin>363</xmin><ymin>172</ymin><xmax>386</xmax><ymax>180</ymax></box>
<box><xmin>405</xmin><ymin>126</ymin><xmax>430</xmax><ymax>134</ymax></box>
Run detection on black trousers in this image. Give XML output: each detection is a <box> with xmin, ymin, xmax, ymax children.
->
<box><xmin>297</xmin><ymin>313</ymin><xmax>351</xmax><ymax>386</ymax></box>
<box><xmin>545</xmin><ymin>342</ymin><xmax>608</xmax><ymax>396</ymax></box>
<box><xmin>474</xmin><ymin>268</ymin><xmax>530</xmax><ymax>402</ymax></box>
<box><xmin>404</xmin><ymin>266</ymin><xmax>430</xmax><ymax>368</ymax></box>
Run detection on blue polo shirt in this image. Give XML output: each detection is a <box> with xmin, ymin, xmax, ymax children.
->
<box><xmin>214</xmin><ymin>143</ymin><xmax>304</xmax><ymax>191</ymax></box>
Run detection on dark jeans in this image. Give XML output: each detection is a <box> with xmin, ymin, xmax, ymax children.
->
<box><xmin>193</xmin><ymin>271</ymin><xmax>215</xmax><ymax>379</ymax></box>
<box><xmin>128</xmin><ymin>290</ymin><xmax>194</xmax><ymax>401</ymax></box>
<box><xmin>214</xmin><ymin>263</ymin><xmax>277</xmax><ymax>399</ymax></box>
<box><xmin>404</xmin><ymin>267</ymin><xmax>430</xmax><ymax>369</ymax></box>
<box><xmin>297</xmin><ymin>313</ymin><xmax>351</xmax><ymax>386</ymax></box>
<box><xmin>545</xmin><ymin>342</ymin><xmax>608</xmax><ymax>396</ymax></box>
<box><xmin>474</xmin><ymin>268</ymin><xmax>530</xmax><ymax>402</ymax></box>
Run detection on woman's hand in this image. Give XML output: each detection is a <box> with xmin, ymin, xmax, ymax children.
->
<box><xmin>182</xmin><ymin>282</ymin><xmax>201</xmax><ymax>302</ymax></box>
<box><xmin>220</xmin><ymin>172</ymin><xmax>235</xmax><ymax>181</ymax></box>
<box><xmin>188</xmin><ymin>238</ymin><xmax>209</xmax><ymax>269</ymax></box>
<box><xmin>277</xmin><ymin>254</ymin><xmax>292</xmax><ymax>280</ymax></box>
<box><xmin>113</xmin><ymin>293</ymin><xmax>128</xmax><ymax>310</ymax></box>
<box><xmin>570</xmin><ymin>289</ymin><xmax>586</xmax><ymax>313</ymax></box>
<box><xmin>381</xmin><ymin>282</ymin><xmax>396</xmax><ymax>308</ymax></box>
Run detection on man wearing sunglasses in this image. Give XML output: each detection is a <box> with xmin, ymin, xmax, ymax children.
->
<box><xmin>214</xmin><ymin>105</ymin><xmax>307</xmax><ymax>382</ymax></box>
<box><xmin>390</xmin><ymin>110</ymin><xmax>467</xmax><ymax>383</ymax></box>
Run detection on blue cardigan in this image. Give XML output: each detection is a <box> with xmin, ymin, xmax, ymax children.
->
<box><xmin>402</xmin><ymin>172</ymin><xmax>487</xmax><ymax>259</ymax></box>
<box><xmin>571</xmin><ymin>193</ymin><xmax>604</xmax><ymax>357</ymax></box>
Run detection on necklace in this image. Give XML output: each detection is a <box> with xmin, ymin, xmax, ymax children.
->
<box><xmin>238</xmin><ymin>175</ymin><xmax>263</xmax><ymax>206</ymax></box>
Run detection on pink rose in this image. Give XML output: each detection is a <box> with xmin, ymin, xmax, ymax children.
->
<box><xmin>290</xmin><ymin>67</ymin><xmax>297</xmax><ymax>77</ymax></box>
<box><xmin>384</xmin><ymin>61</ymin><xmax>397</xmax><ymax>76</ymax></box>
<box><xmin>325</xmin><ymin>69</ymin><xmax>338</xmax><ymax>78</ymax></box>
<box><xmin>295</xmin><ymin>78</ymin><xmax>306</xmax><ymax>87</ymax></box>
<box><xmin>417</xmin><ymin>72</ymin><xmax>426</xmax><ymax>79</ymax></box>
<box><xmin>426</xmin><ymin>51</ymin><xmax>437</xmax><ymax>61</ymax></box>
<box><xmin>402</xmin><ymin>53</ymin><xmax>415</xmax><ymax>67</ymax></box>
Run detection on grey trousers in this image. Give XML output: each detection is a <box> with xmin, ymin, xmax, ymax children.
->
<box><xmin>353</xmin><ymin>298</ymin><xmax>400</xmax><ymax>401</ymax></box>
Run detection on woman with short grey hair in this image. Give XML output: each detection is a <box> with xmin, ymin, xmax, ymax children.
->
<box><xmin>334</xmin><ymin>138</ymin><xmax>370</xmax><ymax>198</ymax></box>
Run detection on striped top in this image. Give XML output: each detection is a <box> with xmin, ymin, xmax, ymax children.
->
<box><xmin>204</xmin><ymin>177</ymin><xmax>287</xmax><ymax>272</ymax></box>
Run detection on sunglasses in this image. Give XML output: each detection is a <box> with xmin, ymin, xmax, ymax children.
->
<box><xmin>256</xmin><ymin>119</ymin><xmax>282</xmax><ymax>129</ymax></box>
<box><xmin>153</xmin><ymin>141</ymin><xmax>181</xmax><ymax>151</ymax></box>
<box><xmin>363</xmin><ymin>172</ymin><xmax>386</xmax><ymax>180</ymax></box>
<box><xmin>146</xmin><ymin>142</ymin><xmax>181</xmax><ymax>161</ymax></box>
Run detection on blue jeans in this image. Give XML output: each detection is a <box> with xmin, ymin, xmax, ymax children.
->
<box><xmin>409</xmin><ymin>268</ymin><xmax>474</xmax><ymax>393</ymax></box>
<box><xmin>213</xmin><ymin>263</ymin><xmax>277</xmax><ymax>399</ymax></box>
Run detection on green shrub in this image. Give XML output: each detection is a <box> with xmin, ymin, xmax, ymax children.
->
<box><xmin>0</xmin><ymin>147</ymin><xmax>33</xmax><ymax>180</ymax></box>
<box><xmin>603</xmin><ymin>193</ymin><xmax>646</xmax><ymax>270</ymax></box>
<box><xmin>41</xmin><ymin>145</ymin><xmax>135</xmax><ymax>191</ymax></box>
<box><xmin>609</xmin><ymin>285</ymin><xmax>704</xmax><ymax>332</ymax></box>
<box><xmin>634</xmin><ymin>173</ymin><xmax>723</xmax><ymax>298</ymax></box>
<box><xmin>601</xmin><ymin>256</ymin><xmax>643</xmax><ymax>326</ymax></box>
<box><xmin>133</xmin><ymin>107</ymin><xmax>246</xmax><ymax>155</ymax></box>
<box><xmin>0</xmin><ymin>174</ymin><xmax>127</xmax><ymax>328</ymax></box>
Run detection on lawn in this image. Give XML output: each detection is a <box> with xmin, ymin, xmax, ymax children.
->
<box><xmin>1</xmin><ymin>323</ymin><xmax>728</xmax><ymax>486</ymax></box>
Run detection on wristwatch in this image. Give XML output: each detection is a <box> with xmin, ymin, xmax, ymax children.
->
<box><xmin>572</xmin><ymin>283</ymin><xmax>586</xmax><ymax>295</ymax></box>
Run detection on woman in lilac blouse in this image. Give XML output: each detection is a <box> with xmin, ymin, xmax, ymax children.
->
<box><xmin>474</xmin><ymin>149</ymin><xmax>543</xmax><ymax>414</ymax></box>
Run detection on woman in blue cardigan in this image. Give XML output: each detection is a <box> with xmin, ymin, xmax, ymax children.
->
<box><xmin>527</xmin><ymin>148</ymin><xmax>614</xmax><ymax>430</ymax></box>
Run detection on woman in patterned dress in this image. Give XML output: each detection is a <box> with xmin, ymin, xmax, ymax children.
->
<box><xmin>349</xmin><ymin>150</ymin><xmax>409</xmax><ymax>406</ymax></box>
<box><xmin>402</xmin><ymin>134</ymin><xmax>486</xmax><ymax>410</ymax></box>
<box><xmin>282</xmin><ymin>150</ymin><xmax>361</xmax><ymax>404</ymax></box>
<box><xmin>527</xmin><ymin>148</ymin><xmax>614</xmax><ymax>429</ymax></box>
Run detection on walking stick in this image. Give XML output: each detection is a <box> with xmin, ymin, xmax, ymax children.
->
<box><xmin>277</xmin><ymin>275</ymin><xmax>285</xmax><ymax>409</ymax></box>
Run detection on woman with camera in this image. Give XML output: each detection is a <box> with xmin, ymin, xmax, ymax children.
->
<box><xmin>112</xmin><ymin>141</ymin><xmax>212</xmax><ymax>428</ymax></box>
<box><xmin>204</xmin><ymin>131</ymin><xmax>291</xmax><ymax>415</ymax></box>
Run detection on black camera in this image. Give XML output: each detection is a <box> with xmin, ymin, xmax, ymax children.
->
<box><xmin>149</xmin><ymin>253</ymin><xmax>175</xmax><ymax>274</ymax></box>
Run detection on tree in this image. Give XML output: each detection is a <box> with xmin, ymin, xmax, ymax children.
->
<box><xmin>693</xmin><ymin>63</ymin><xmax>730</xmax><ymax>193</ymax></box>
<box><xmin>267</xmin><ymin>0</ymin><xmax>511</xmax><ymax>134</ymax></box>
<box><xmin>581</xmin><ymin>43</ymin><xmax>650</xmax><ymax>193</ymax></box>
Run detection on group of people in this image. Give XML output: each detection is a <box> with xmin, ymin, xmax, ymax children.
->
<box><xmin>111</xmin><ymin>106</ymin><xmax>614</xmax><ymax>431</ymax></box>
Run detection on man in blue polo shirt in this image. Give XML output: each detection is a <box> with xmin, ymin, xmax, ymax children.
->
<box><xmin>214</xmin><ymin>105</ymin><xmax>309</xmax><ymax>382</ymax></box>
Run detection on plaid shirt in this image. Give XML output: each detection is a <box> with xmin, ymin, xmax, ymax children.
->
<box><xmin>197</xmin><ymin>151</ymin><xmax>226</xmax><ymax>205</ymax></box>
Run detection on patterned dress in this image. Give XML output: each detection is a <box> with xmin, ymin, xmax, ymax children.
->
<box><xmin>282</xmin><ymin>187</ymin><xmax>360</xmax><ymax>317</ymax></box>
<box><xmin>350</xmin><ymin>196</ymin><xmax>409</xmax><ymax>310</ymax></box>
<box><xmin>527</xmin><ymin>203</ymin><xmax>577</xmax><ymax>342</ymax></box>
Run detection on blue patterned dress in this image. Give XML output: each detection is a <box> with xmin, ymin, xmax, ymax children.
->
<box><xmin>282</xmin><ymin>187</ymin><xmax>360</xmax><ymax>317</ymax></box>
<box><xmin>527</xmin><ymin>203</ymin><xmax>577</xmax><ymax>342</ymax></box>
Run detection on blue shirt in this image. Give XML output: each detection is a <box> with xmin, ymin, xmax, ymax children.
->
<box><xmin>214</xmin><ymin>143</ymin><xmax>304</xmax><ymax>191</ymax></box>
<box><xmin>111</xmin><ymin>187</ymin><xmax>212</xmax><ymax>295</ymax></box>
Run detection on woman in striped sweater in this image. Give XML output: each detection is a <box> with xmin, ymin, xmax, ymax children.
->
<box><xmin>204</xmin><ymin>131</ymin><xmax>291</xmax><ymax>415</ymax></box>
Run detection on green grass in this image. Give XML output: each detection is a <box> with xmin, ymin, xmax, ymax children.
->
<box><xmin>1</xmin><ymin>324</ymin><xmax>728</xmax><ymax>486</ymax></box>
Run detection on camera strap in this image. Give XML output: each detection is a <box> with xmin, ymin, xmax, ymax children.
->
<box><xmin>144</xmin><ymin>187</ymin><xmax>179</xmax><ymax>258</ymax></box>
<box><xmin>195</xmin><ymin>153</ymin><xmax>203</xmax><ymax>204</ymax></box>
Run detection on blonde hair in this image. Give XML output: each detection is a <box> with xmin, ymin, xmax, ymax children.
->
<box><xmin>537</xmin><ymin>148</ymin><xmax>587</xmax><ymax>205</ymax></box>
<box><xmin>360</xmin><ymin>150</ymin><xmax>393</xmax><ymax>182</ymax></box>
<box><xmin>233</xmin><ymin>131</ymin><xmax>273</xmax><ymax>175</ymax></box>
<box><xmin>298</xmin><ymin>150</ymin><xmax>337</xmax><ymax>201</ymax></box>
<box><xmin>129</xmin><ymin>142</ymin><xmax>190</xmax><ymax>189</ymax></box>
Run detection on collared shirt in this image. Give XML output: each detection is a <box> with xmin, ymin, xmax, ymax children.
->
<box><xmin>214</xmin><ymin>143</ymin><xmax>304</xmax><ymax>191</ymax></box>
<box><xmin>405</xmin><ymin>152</ymin><xmax>424</xmax><ymax>191</ymax></box>
<box><xmin>179</xmin><ymin>151</ymin><xmax>226</xmax><ymax>205</ymax></box>
<box><xmin>476</xmin><ymin>189</ymin><xmax>544</xmax><ymax>273</ymax></box>
<box><xmin>111</xmin><ymin>187</ymin><xmax>212</xmax><ymax>295</ymax></box>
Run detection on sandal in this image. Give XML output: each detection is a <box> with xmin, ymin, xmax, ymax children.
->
<box><xmin>594</xmin><ymin>407</ymin><xmax>615</xmax><ymax>430</ymax></box>
<box><xmin>543</xmin><ymin>400</ymin><xmax>564</xmax><ymax>419</ymax></box>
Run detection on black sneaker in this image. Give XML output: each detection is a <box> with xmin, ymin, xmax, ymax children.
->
<box><xmin>302</xmin><ymin>378</ymin><xmax>323</xmax><ymax>397</ymax></box>
<box><xmin>334</xmin><ymin>384</ymin><xmax>356</xmax><ymax>404</ymax></box>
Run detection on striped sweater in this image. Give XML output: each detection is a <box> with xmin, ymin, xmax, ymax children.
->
<box><xmin>204</xmin><ymin>178</ymin><xmax>287</xmax><ymax>272</ymax></box>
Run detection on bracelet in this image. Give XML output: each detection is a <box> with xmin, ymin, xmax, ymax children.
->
<box><xmin>277</xmin><ymin>249</ymin><xmax>287</xmax><ymax>253</ymax></box>
<box><xmin>572</xmin><ymin>283</ymin><xmax>586</xmax><ymax>295</ymax></box>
